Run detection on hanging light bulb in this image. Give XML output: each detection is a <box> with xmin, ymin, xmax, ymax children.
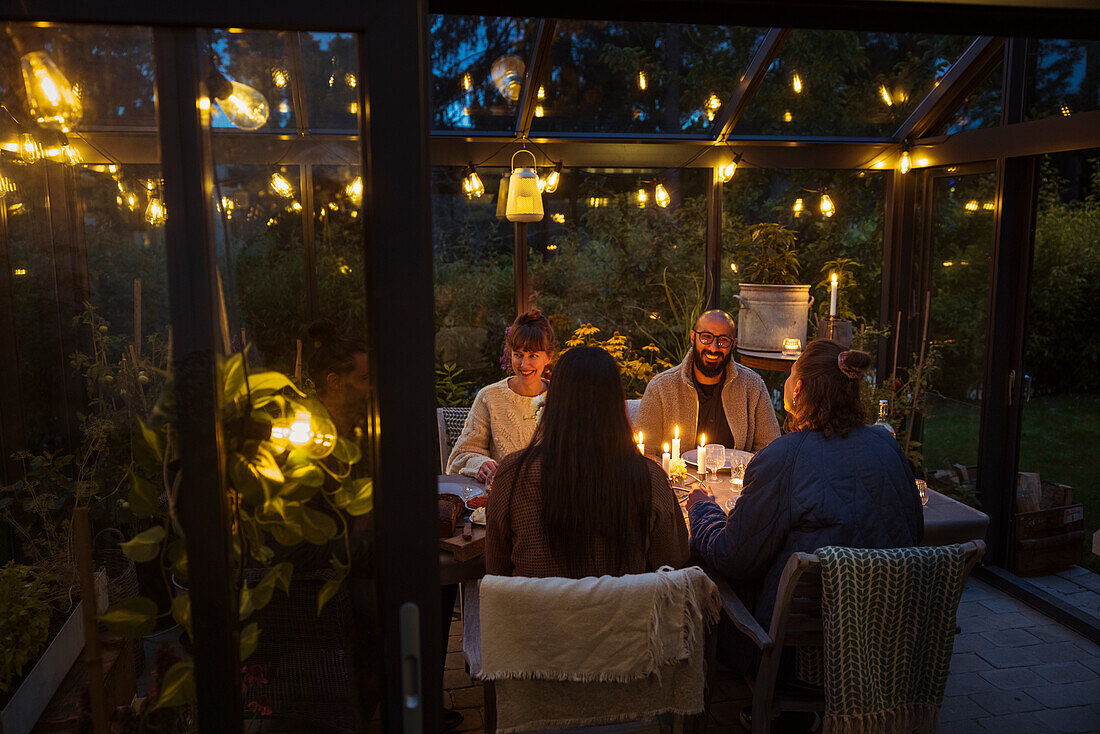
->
<box><xmin>819</xmin><ymin>190</ymin><xmax>835</xmax><ymax>218</ymax></box>
<box><xmin>145</xmin><ymin>197</ymin><xmax>166</xmax><ymax>226</ymax></box>
<box><xmin>269</xmin><ymin>172</ymin><xmax>294</xmax><ymax>198</ymax></box>
<box><xmin>272</xmin><ymin>68</ymin><xmax>288</xmax><ymax>88</ymax></box>
<box><xmin>898</xmin><ymin>142</ymin><xmax>912</xmax><ymax>175</ymax></box>
<box><xmin>638</xmin><ymin>71</ymin><xmax>647</xmax><ymax>90</ymax></box>
<box><xmin>965</xmin><ymin>199</ymin><xmax>980</xmax><ymax>212</ymax></box>
<box><xmin>20</xmin><ymin>133</ymin><xmax>43</xmax><ymax>163</ymax></box>
<box><xmin>543</xmin><ymin>162</ymin><xmax>562</xmax><ymax>194</ymax></box>
<box><xmin>637</xmin><ymin>188</ymin><xmax>648</xmax><ymax>208</ymax></box>
<box><xmin>716</xmin><ymin>152</ymin><xmax>742</xmax><ymax>183</ymax></box>
<box><xmin>490</xmin><ymin>55</ymin><xmax>525</xmax><ymax>102</ymax></box>
<box><xmin>270</xmin><ymin>408</ymin><xmax>337</xmax><ymax>459</ymax></box>
<box><xmin>536</xmin><ymin>177</ymin><xmax>546</xmax><ymax>193</ymax></box>
<box><xmin>537</xmin><ymin>85</ymin><xmax>545</xmax><ymax>100</ymax></box>
<box><xmin>20</xmin><ymin>51</ymin><xmax>82</xmax><ymax>132</ymax></box>
<box><xmin>125</xmin><ymin>192</ymin><xmax>139</xmax><ymax>211</ymax></box>
<box><xmin>462</xmin><ymin>163</ymin><xmax>485</xmax><ymax>199</ymax></box>
<box><xmin>783</xmin><ymin>110</ymin><xmax>793</xmax><ymax>123</ymax></box>
<box><xmin>206</xmin><ymin>63</ymin><xmax>269</xmax><ymax>131</ymax></box>
<box><xmin>707</xmin><ymin>94</ymin><xmax>722</xmax><ymax>111</ymax></box>
<box><xmin>792</xmin><ymin>73</ymin><xmax>803</xmax><ymax>94</ymax></box>
<box><xmin>879</xmin><ymin>85</ymin><xmax>894</xmax><ymax>107</ymax></box>
<box><xmin>346</xmin><ymin>176</ymin><xmax>362</xmax><ymax>205</ymax></box>
<box><xmin>655</xmin><ymin>183</ymin><xmax>670</xmax><ymax>208</ymax></box>
<box><xmin>793</xmin><ymin>198</ymin><xmax>804</xmax><ymax>217</ymax></box>
<box><xmin>534</xmin><ymin>105</ymin><xmax>544</xmax><ymax>117</ymax></box>
<box><xmin>0</xmin><ymin>175</ymin><xmax>16</xmax><ymax>197</ymax></box>
<box><xmin>505</xmin><ymin>149</ymin><xmax>544</xmax><ymax>222</ymax></box>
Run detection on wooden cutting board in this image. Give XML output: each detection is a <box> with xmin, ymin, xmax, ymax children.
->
<box><xmin>440</xmin><ymin>524</ymin><xmax>486</xmax><ymax>562</ymax></box>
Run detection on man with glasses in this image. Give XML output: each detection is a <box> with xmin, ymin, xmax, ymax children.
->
<box><xmin>636</xmin><ymin>310</ymin><xmax>780</xmax><ymax>454</ymax></box>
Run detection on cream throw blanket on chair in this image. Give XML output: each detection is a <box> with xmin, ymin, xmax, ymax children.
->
<box><xmin>468</xmin><ymin>566</ymin><xmax>720</xmax><ymax>733</ymax></box>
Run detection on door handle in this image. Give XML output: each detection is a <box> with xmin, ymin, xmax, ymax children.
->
<box><xmin>399</xmin><ymin>602</ymin><xmax>423</xmax><ymax>733</ymax></box>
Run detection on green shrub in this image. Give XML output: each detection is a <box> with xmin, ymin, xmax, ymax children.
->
<box><xmin>0</xmin><ymin>563</ymin><xmax>52</xmax><ymax>692</ymax></box>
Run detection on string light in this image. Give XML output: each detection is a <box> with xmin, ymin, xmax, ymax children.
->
<box><xmin>880</xmin><ymin>85</ymin><xmax>893</xmax><ymax>107</ymax></box>
<box><xmin>638</xmin><ymin>72</ymin><xmax>647</xmax><ymax>90</ymax></box>
<box><xmin>346</xmin><ymin>176</ymin><xmax>362</xmax><ymax>205</ymax></box>
<box><xmin>982</xmin><ymin>201</ymin><xmax>995</xmax><ymax>211</ymax></box>
<box><xmin>783</xmin><ymin>110</ymin><xmax>793</xmax><ymax>123</ymax></box>
<box><xmin>543</xmin><ymin>162</ymin><xmax>562</xmax><ymax>194</ymax></box>
<box><xmin>462</xmin><ymin>163</ymin><xmax>485</xmax><ymax>199</ymax></box>
<box><xmin>898</xmin><ymin>142</ymin><xmax>911</xmax><ymax>175</ymax></box>
<box><xmin>637</xmin><ymin>188</ymin><xmax>647</xmax><ymax>208</ymax></box>
<box><xmin>793</xmin><ymin>198</ymin><xmax>804</xmax><ymax>217</ymax></box>
<box><xmin>537</xmin><ymin>85</ymin><xmax>545</xmax><ymax>100</ymax></box>
<box><xmin>819</xmin><ymin>190</ymin><xmax>835</xmax><ymax>217</ymax></box>
<box><xmin>716</xmin><ymin>152</ymin><xmax>742</xmax><ymax>183</ymax></box>
<box><xmin>792</xmin><ymin>73</ymin><xmax>802</xmax><ymax>94</ymax></box>
<box><xmin>461</xmin><ymin>73</ymin><xmax>472</xmax><ymax>91</ymax></box>
<box><xmin>206</xmin><ymin>63</ymin><xmax>269</xmax><ymax>131</ymax></box>
<box><xmin>272</xmin><ymin>68</ymin><xmax>288</xmax><ymax>88</ymax></box>
<box><xmin>965</xmin><ymin>200</ymin><xmax>979</xmax><ymax>212</ymax></box>
<box><xmin>655</xmin><ymin>183</ymin><xmax>670</xmax><ymax>208</ymax></box>
<box><xmin>550</xmin><ymin>213</ymin><xmax>565</xmax><ymax>224</ymax></box>
<box><xmin>534</xmin><ymin>105</ymin><xmax>544</xmax><ymax>117</ymax></box>
<box><xmin>1059</xmin><ymin>103</ymin><xmax>1071</xmax><ymax>117</ymax></box>
<box><xmin>269</xmin><ymin>172</ymin><xmax>294</xmax><ymax>198</ymax></box>
<box><xmin>20</xmin><ymin>133</ymin><xmax>43</xmax><ymax>162</ymax></box>
<box><xmin>344</xmin><ymin>73</ymin><xmax>357</xmax><ymax>88</ymax></box>
<box><xmin>20</xmin><ymin>51</ymin><xmax>82</xmax><ymax>132</ymax></box>
<box><xmin>145</xmin><ymin>197</ymin><xmax>165</xmax><ymax>226</ymax></box>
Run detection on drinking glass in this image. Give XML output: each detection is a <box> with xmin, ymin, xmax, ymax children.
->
<box><xmin>704</xmin><ymin>444</ymin><xmax>725</xmax><ymax>481</ymax></box>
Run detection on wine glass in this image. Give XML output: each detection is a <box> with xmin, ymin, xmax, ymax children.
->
<box><xmin>704</xmin><ymin>444</ymin><xmax>725</xmax><ymax>482</ymax></box>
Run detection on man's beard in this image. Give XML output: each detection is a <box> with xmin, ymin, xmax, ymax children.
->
<box><xmin>693</xmin><ymin>347</ymin><xmax>731</xmax><ymax>378</ymax></box>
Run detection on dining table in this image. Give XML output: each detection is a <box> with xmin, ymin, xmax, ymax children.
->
<box><xmin>437</xmin><ymin>470</ymin><xmax>991</xmax><ymax>585</ymax></box>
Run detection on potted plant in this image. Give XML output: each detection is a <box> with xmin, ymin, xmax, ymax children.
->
<box><xmin>729</xmin><ymin>223</ymin><xmax>813</xmax><ymax>354</ymax></box>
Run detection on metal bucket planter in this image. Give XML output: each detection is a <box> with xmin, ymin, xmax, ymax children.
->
<box><xmin>0</xmin><ymin>572</ymin><xmax>107</xmax><ymax>734</ymax></box>
<box><xmin>734</xmin><ymin>284</ymin><xmax>813</xmax><ymax>354</ymax></box>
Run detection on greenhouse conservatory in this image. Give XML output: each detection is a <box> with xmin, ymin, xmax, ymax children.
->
<box><xmin>0</xmin><ymin>0</ymin><xmax>1098</xmax><ymax>732</ymax></box>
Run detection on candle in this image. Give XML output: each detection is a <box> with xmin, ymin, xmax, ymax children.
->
<box><xmin>662</xmin><ymin>443</ymin><xmax>671</xmax><ymax>474</ymax></box>
<box><xmin>830</xmin><ymin>272</ymin><xmax>838</xmax><ymax>317</ymax></box>
<box><xmin>636</xmin><ymin>431</ymin><xmax>644</xmax><ymax>455</ymax></box>
<box><xmin>671</xmin><ymin>425</ymin><xmax>681</xmax><ymax>462</ymax></box>
<box><xmin>697</xmin><ymin>433</ymin><xmax>706</xmax><ymax>475</ymax></box>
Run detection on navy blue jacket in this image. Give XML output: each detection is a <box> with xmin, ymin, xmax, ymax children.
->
<box><xmin>688</xmin><ymin>425</ymin><xmax>924</xmax><ymax>627</ymax></box>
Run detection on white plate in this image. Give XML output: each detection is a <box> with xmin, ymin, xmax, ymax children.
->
<box><xmin>681</xmin><ymin>448</ymin><xmax>754</xmax><ymax>469</ymax></box>
<box><xmin>438</xmin><ymin>481</ymin><xmax>486</xmax><ymax>503</ymax></box>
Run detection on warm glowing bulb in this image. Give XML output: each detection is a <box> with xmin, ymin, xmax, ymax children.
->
<box><xmin>346</xmin><ymin>176</ymin><xmax>362</xmax><ymax>205</ymax></box>
<box><xmin>965</xmin><ymin>200</ymin><xmax>979</xmax><ymax>212</ymax></box>
<box><xmin>880</xmin><ymin>85</ymin><xmax>893</xmax><ymax>107</ymax></box>
<box><xmin>544</xmin><ymin>168</ymin><xmax>560</xmax><ymax>193</ymax></box>
<box><xmin>730</xmin><ymin>263</ymin><xmax>738</xmax><ymax>272</ymax></box>
<box><xmin>983</xmin><ymin>201</ymin><xmax>996</xmax><ymax>211</ymax></box>
<box><xmin>637</xmin><ymin>188</ymin><xmax>647</xmax><ymax>208</ymax></box>
<box><xmin>551</xmin><ymin>212</ymin><xmax>565</xmax><ymax>224</ymax></box>
<box><xmin>899</xmin><ymin>150</ymin><xmax>911</xmax><ymax>175</ymax></box>
<box><xmin>145</xmin><ymin>197</ymin><xmax>165</xmax><ymax>226</ymax></box>
<box><xmin>214</xmin><ymin>79</ymin><xmax>269</xmax><ymax>130</ymax></box>
<box><xmin>792</xmin><ymin>74</ymin><xmax>802</xmax><ymax>94</ymax></box>
<box><xmin>655</xmin><ymin>183</ymin><xmax>670</xmax><ymax>208</ymax></box>
<box><xmin>269</xmin><ymin>172</ymin><xmax>294</xmax><ymax>198</ymax></box>
<box><xmin>461</xmin><ymin>72</ymin><xmax>472</xmax><ymax>91</ymax></box>
<box><xmin>793</xmin><ymin>198</ymin><xmax>804</xmax><ymax>217</ymax></box>
<box><xmin>831</xmin><ymin>272</ymin><xmax>838</xmax><ymax>285</ymax></box>
<box><xmin>717</xmin><ymin>161</ymin><xmax>737</xmax><ymax>183</ymax></box>
<box><xmin>783</xmin><ymin>110</ymin><xmax>793</xmax><ymax>122</ymax></box>
<box><xmin>707</xmin><ymin>94</ymin><xmax>721</xmax><ymax>111</ymax></box>
<box><xmin>820</xmin><ymin>193</ymin><xmax>835</xmax><ymax>217</ymax></box>
<box><xmin>20</xmin><ymin>51</ymin><xmax>82</xmax><ymax>132</ymax></box>
<box><xmin>638</xmin><ymin>71</ymin><xmax>647</xmax><ymax>90</ymax></box>
<box><xmin>534</xmin><ymin>105</ymin><xmax>544</xmax><ymax>117</ymax></box>
<box><xmin>272</xmin><ymin>68</ymin><xmax>288</xmax><ymax>88</ymax></box>
<box><xmin>537</xmin><ymin>85</ymin><xmax>545</xmax><ymax>100</ymax></box>
<box><xmin>463</xmin><ymin>169</ymin><xmax>485</xmax><ymax>199</ymax></box>
<box><xmin>344</xmin><ymin>73</ymin><xmax>357</xmax><ymax>88</ymax></box>
<box><xmin>20</xmin><ymin>134</ymin><xmax>43</xmax><ymax>162</ymax></box>
<box><xmin>1060</xmin><ymin>104</ymin><xmax>1072</xmax><ymax>117</ymax></box>
<box><xmin>290</xmin><ymin>201</ymin><xmax>302</xmax><ymax>212</ymax></box>
<box><xmin>126</xmin><ymin>193</ymin><xmax>138</xmax><ymax>210</ymax></box>
<box><xmin>348</xmin><ymin>102</ymin><xmax>359</xmax><ymax>115</ymax></box>
<box><xmin>0</xmin><ymin>176</ymin><xmax>15</xmax><ymax>196</ymax></box>
<box><xmin>198</xmin><ymin>96</ymin><xmax>211</xmax><ymax>111</ymax></box>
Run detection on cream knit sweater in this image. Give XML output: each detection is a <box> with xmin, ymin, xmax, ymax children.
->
<box><xmin>445</xmin><ymin>378</ymin><xmax>544</xmax><ymax>478</ymax></box>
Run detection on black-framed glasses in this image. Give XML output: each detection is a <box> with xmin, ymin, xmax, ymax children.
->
<box><xmin>693</xmin><ymin>331</ymin><xmax>733</xmax><ymax>349</ymax></box>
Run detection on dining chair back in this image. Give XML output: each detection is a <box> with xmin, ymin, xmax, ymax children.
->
<box><xmin>711</xmin><ymin>540</ymin><xmax>985</xmax><ymax>734</ymax></box>
<box><xmin>437</xmin><ymin>406</ymin><xmax>471</xmax><ymax>473</ymax></box>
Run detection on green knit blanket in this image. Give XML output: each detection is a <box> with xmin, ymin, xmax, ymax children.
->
<box><xmin>815</xmin><ymin>544</ymin><xmax>968</xmax><ymax>734</ymax></box>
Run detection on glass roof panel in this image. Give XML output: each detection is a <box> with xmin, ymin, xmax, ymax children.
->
<box><xmin>302</xmin><ymin>32</ymin><xmax>360</xmax><ymax>131</ymax></box>
<box><xmin>735</xmin><ymin>30</ymin><xmax>974</xmax><ymax>137</ymax></box>
<box><xmin>530</xmin><ymin>22</ymin><xmax>767</xmax><ymax>135</ymax></box>
<box><xmin>0</xmin><ymin>24</ymin><xmax>156</xmax><ymax>129</ymax></box>
<box><xmin>209</xmin><ymin>29</ymin><xmax>297</xmax><ymax>132</ymax></box>
<box><xmin>1026</xmin><ymin>39</ymin><xmax>1100</xmax><ymax>121</ymax></box>
<box><xmin>430</xmin><ymin>15</ymin><xmax>538</xmax><ymax>133</ymax></box>
<box><xmin>933</xmin><ymin>60</ymin><xmax>1003</xmax><ymax>136</ymax></box>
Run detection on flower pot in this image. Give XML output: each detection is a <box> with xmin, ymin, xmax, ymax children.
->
<box><xmin>0</xmin><ymin>572</ymin><xmax>107</xmax><ymax>734</ymax></box>
<box><xmin>733</xmin><ymin>284</ymin><xmax>813</xmax><ymax>354</ymax></box>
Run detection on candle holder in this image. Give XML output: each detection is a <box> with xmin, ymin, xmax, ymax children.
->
<box><xmin>818</xmin><ymin>317</ymin><xmax>853</xmax><ymax>347</ymax></box>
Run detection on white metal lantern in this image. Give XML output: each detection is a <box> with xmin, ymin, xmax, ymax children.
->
<box><xmin>505</xmin><ymin>149</ymin><xmax>544</xmax><ymax>222</ymax></box>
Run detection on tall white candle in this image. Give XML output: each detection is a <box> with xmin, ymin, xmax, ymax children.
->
<box><xmin>662</xmin><ymin>443</ymin><xmax>671</xmax><ymax>474</ymax></box>
<box><xmin>671</xmin><ymin>425</ymin><xmax>681</xmax><ymax>462</ymax></box>
<box><xmin>830</xmin><ymin>272</ymin><xmax>838</xmax><ymax>317</ymax></box>
<box><xmin>697</xmin><ymin>433</ymin><xmax>706</xmax><ymax>475</ymax></box>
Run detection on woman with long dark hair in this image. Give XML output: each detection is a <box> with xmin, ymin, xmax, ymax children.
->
<box><xmin>485</xmin><ymin>346</ymin><xmax>689</xmax><ymax>578</ymax></box>
<box><xmin>687</xmin><ymin>339</ymin><xmax>923</xmax><ymax>655</ymax></box>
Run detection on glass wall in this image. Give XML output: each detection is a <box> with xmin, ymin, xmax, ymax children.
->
<box><xmin>1020</xmin><ymin>149</ymin><xmax>1100</xmax><ymax>575</ymax></box>
<box><xmin>920</xmin><ymin>169</ymin><xmax>997</xmax><ymax>474</ymax></box>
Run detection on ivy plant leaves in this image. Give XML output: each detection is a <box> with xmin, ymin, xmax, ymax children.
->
<box><xmin>171</xmin><ymin>594</ymin><xmax>192</xmax><ymax>638</ymax></box>
<box><xmin>150</xmin><ymin>660</ymin><xmax>196</xmax><ymax>711</ymax></box>
<box><xmin>331</xmin><ymin>477</ymin><xmax>373</xmax><ymax>516</ymax></box>
<box><xmin>99</xmin><ymin>596</ymin><xmax>158</xmax><ymax>637</ymax></box>
<box><xmin>120</xmin><ymin>525</ymin><xmax>166</xmax><ymax>563</ymax></box>
<box><xmin>249</xmin><ymin>562</ymin><xmax>293</xmax><ymax>611</ymax></box>
<box><xmin>240</xmin><ymin>622</ymin><xmax>261</xmax><ymax>661</ymax></box>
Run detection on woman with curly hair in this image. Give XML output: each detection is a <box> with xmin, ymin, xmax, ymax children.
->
<box><xmin>686</xmin><ymin>338</ymin><xmax>923</xmax><ymax>672</ymax></box>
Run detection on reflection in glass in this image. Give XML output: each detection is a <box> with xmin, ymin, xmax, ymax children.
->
<box><xmin>1025</xmin><ymin>39</ymin><xmax>1100</xmax><ymax>121</ymax></box>
<box><xmin>532</xmin><ymin>22</ymin><xmax>765</xmax><ymax>135</ymax></box>
<box><xmin>935</xmin><ymin>62</ymin><xmax>1003</xmax><ymax>135</ymax></box>
<box><xmin>430</xmin><ymin>15</ymin><xmax>537</xmax><ymax>132</ymax></box>
<box><xmin>208</xmin><ymin>29</ymin><xmax>295</xmax><ymax>132</ymax></box>
<box><xmin>313</xmin><ymin>165</ymin><xmax>367</xmax><ymax>333</ymax></box>
<box><xmin>921</xmin><ymin>171</ymin><xmax>996</xmax><ymax>471</ymax></box>
<box><xmin>737</xmin><ymin>31</ymin><xmax>972</xmax><ymax>137</ymax></box>
<box><xmin>1019</xmin><ymin>150</ymin><xmax>1100</xmax><ymax>573</ymax></box>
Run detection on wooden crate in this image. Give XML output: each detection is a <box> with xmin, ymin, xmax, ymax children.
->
<box><xmin>1010</xmin><ymin>504</ymin><xmax>1085</xmax><ymax>577</ymax></box>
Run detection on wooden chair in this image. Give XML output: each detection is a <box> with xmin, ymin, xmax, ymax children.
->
<box><xmin>710</xmin><ymin>540</ymin><xmax>985</xmax><ymax>734</ymax></box>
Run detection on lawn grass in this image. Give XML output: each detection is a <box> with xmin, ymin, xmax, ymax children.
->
<box><xmin>924</xmin><ymin>393</ymin><xmax>1100</xmax><ymax>572</ymax></box>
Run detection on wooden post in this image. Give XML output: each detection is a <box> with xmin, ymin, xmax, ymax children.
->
<box><xmin>73</xmin><ymin>506</ymin><xmax>108</xmax><ymax>734</ymax></box>
<box><xmin>294</xmin><ymin>339</ymin><xmax>303</xmax><ymax>384</ymax></box>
